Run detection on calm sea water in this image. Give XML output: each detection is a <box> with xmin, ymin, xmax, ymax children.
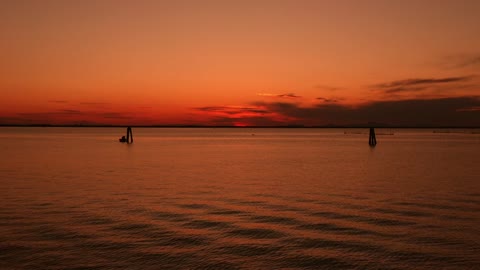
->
<box><xmin>1</xmin><ymin>127</ymin><xmax>479</xmax><ymax>269</ymax></box>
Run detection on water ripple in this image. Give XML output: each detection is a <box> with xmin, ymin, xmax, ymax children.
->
<box><xmin>311</xmin><ymin>211</ymin><xmax>415</xmax><ymax>227</ymax></box>
<box><xmin>297</xmin><ymin>222</ymin><xmax>386</xmax><ymax>236</ymax></box>
<box><xmin>226</xmin><ymin>228</ymin><xmax>287</xmax><ymax>239</ymax></box>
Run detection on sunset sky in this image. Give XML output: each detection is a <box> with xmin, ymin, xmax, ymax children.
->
<box><xmin>1</xmin><ymin>0</ymin><xmax>479</xmax><ymax>126</ymax></box>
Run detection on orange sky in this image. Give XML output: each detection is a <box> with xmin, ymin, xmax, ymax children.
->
<box><xmin>1</xmin><ymin>0</ymin><xmax>479</xmax><ymax>126</ymax></box>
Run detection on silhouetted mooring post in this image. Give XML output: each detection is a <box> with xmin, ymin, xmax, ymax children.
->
<box><xmin>369</xmin><ymin>127</ymin><xmax>377</xmax><ymax>146</ymax></box>
<box><xmin>120</xmin><ymin>127</ymin><xmax>133</xmax><ymax>143</ymax></box>
<box><xmin>126</xmin><ymin>127</ymin><xmax>133</xmax><ymax>143</ymax></box>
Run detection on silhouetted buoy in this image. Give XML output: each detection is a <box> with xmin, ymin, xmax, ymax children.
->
<box><xmin>119</xmin><ymin>127</ymin><xmax>133</xmax><ymax>143</ymax></box>
<box><xmin>369</xmin><ymin>127</ymin><xmax>377</xmax><ymax>146</ymax></box>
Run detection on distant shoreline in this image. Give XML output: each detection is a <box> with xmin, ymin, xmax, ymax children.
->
<box><xmin>0</xmin><ymin>125</ymin><xmax>479</xmax><ymax>129</ymax></box>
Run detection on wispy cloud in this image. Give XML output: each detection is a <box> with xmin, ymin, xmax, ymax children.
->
<box><xmin>277</xmin><ymin>93</ymin><xmax>302</xmax><ymax>98</ymax></box>
<box><xmin>194</xmin><ymin>105</ymin><xmax>269</xmax><ymax>115</ymax></box>
<box><xmin>101</xmin><ymin>112</ymin><xmax>131</xmax><ymax>119</ymax></box>
<box><xmin>79</xmin><ymin>102</ymin><xmax>110</xmax><ymax>108</ymax></box>
<box><xmin>315</xmin><ymin>85</ymin><xmax>342</xmax><ymax>91</ymax></box>
<box><xmin>18</xmin><ymin>109</ymin><xmax>83</xmax><ymax>117</ymax></box>
<box><xmin>256</xmin><ymin>93</ymin><xmax>277</xmax><ymax>97</ymax></box>
<box><xmin>372</xmin><ymin>76</ymin><xmax>474</xmax><ymax>94</ymax></box>
<box><xmin>207</xmin><ymin>115</ymin><xmax>286</xmax><ymax>126</ymax></box>
<box><xmin>256</xmin><ymin>93</ymin><xmax>302</xmax><ymax>98</ymax></box>
<box><xmin>458</xmin><ymin>56</ymin><xmax>480</xmax><ymax>68</ymax></box>
<box><xmin>0</xmin><ymin>116</ymin><xmax>29</xmax><ymax>124</ymax></box>
<box><xmin>442</xmin><ymin>54</ymin><xmax>480</xmax><ymax>69</ymax></box>
<box><xmin>316</xmin><ymin>97</ymin><xmax>341</xmax><ymax>103</ymax></box>
<box><xmin>192</xmin><ymin>104</ymin><xmax>297</xmax><ymax>125</ymax></box>
<box><xmin>10</xmin><ymin>108</ymin><xmax>135</xmax><ymax>125</ymax></box>
<box><xmin>61</xmin><ymin>109</ymin><xmax>82</xmax><ymax>114</ymax></box>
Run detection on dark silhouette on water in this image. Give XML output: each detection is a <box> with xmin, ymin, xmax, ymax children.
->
<box><xmin>119</xmin><ymin>127</ymin><xmax>133</xmax><ymax>143</ymax></box>
<box><xmin>369</xmin><ymin>127</ymin><xmax>377</xmax><ymax>146</ymax></box>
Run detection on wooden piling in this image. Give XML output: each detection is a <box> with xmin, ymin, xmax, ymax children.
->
<box><xmin>126</xmin><ymin>127</ymin><xmax>133</xmax><ymax>143</ymax></box>
<box><xmin>369</xmin><ymin>127</ymin><xmax>377</xmax><ymax>146</ymax></box>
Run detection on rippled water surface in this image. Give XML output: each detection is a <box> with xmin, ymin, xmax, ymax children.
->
<box><xmin>1</xmin><ymin>127</ymin><xmax>479</xmax><ymax>269</ymax></box>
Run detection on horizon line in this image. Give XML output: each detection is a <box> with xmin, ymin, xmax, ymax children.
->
<box><xmin>1</xmin><ymin>124</ymin><xmax>479</xmax><ymax>129</ymax></box>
